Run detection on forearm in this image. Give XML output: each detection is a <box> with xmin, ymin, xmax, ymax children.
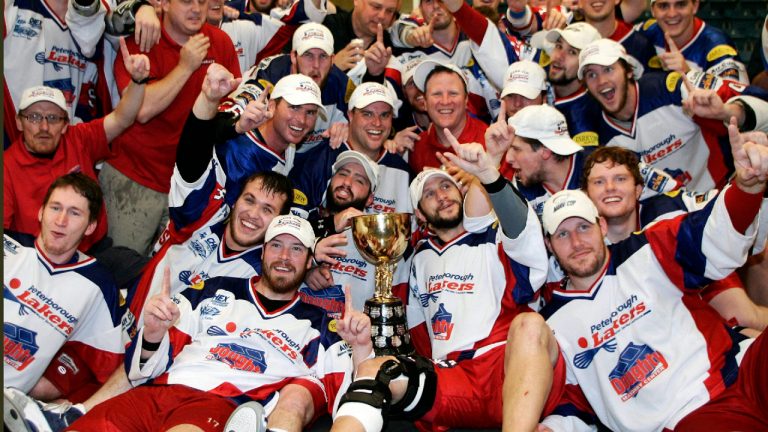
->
<box><xmin>192</xmin><ymin>92</ymin><xmax>221</xmax><ymax>120</ymax></box>
<box><xmin>177</xmin><ymin>111</ymin><xmax>238</xmax><ymax>182</ymax></box>
<box><xmin>485</xmin><ymin>175</ymin><xmax>529</xmax><ymax>239</ymax></box>
<box><xmin>104</xmin><ymin>81</ymin><xmax>145</xmax><ymax>141</ymax></box>
<box><xmin>137</xmin><ymin>65</ymin><xmax>195</xmax><ymax>122</ymax></box>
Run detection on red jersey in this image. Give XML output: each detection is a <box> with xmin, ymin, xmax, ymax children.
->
<box><xmin>109</xmin><ymin>24</ymin><xmax>241</xmax><ymax>193</ymax></box>
<box><xmin>409</xmin><ymin>114</ymin><xmax>488</xmax><ymax>173</ymax></box>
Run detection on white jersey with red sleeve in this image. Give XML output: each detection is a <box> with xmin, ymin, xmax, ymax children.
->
<box><xmin>540</xmin><ymin>184</ymin><xmax>760</xmax><ymax>431</ymax></box>
<box><xmin>125</xmin><ymin>275</ymin><xmax>351</xmax><ymax>414</ymax></box>
<box><xmin>3</xmin><ymin>233</ymin><xmax>124</xmax><ymax>393</ymax></box>
<box><xmin>599</xmin><ymin>70</ymin><xmax>768</xmax><ymax>192</ymax></box>
<box><xmin>121</xmin><ymin>154</ymin><xmax>264</xmax><ymax>343</ymax></box>
<box><xmin>406</xmin><ymin>207</ymin><xmax>548</xmax><ymax>361</ymax></box>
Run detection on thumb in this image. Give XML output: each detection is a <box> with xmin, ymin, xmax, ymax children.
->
<box><xmin>728</xmin><ymin>116</ymin><xmax>746</xmax><ymax>165</ymax></box>
<box><xmin>161</xmin><ymin>266</ymin><xmax>172</xmax><ymax>298</ymax></box>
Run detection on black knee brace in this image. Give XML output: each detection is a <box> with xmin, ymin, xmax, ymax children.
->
<box><xmin>388</xmin><ymin>355</ymin><xmax>437</xmax><ymax>420</ymax></box>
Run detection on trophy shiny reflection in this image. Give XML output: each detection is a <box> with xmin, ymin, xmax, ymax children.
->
<box><xmin>351</xmin><ymin>213</ymin><xmax>415</xmax><ymax>356</ymax></box>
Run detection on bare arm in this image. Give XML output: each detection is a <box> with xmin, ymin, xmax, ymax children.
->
<box><xmin>104</xmin><ymin>38</ymin><xmax>150</xmax><ymax>141</ymax></box>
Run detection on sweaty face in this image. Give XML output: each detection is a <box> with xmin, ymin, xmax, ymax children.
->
<box><xmin>579</xmin><ymin>0</ymin><xmax>619</xmax><ymax>22</ymax></box>
<box><xmin>403</xmin><ymin>79</ymin><xmax>427</xmax><ymax>113</ymax></box>
<box><xmin>163</xmin><ymin>0</ymin><xmax>207</xmax><ymax>36</ymax></box>
<box><xmin>585</xmin><ymin>161</ymin><xmax>642</xmax><ymax>220</ymax></box>
<box><xmin>420</xmin><ymin>0</ymin><xmax>452</xmax><ymax>31</ymax></box>
<box><xmin>227</xmin><ymin>179</ymin><xmax>287</xmax><ymax>251</ymax></box>
<box><xmin>16</xmin><ymin>101</ymin><xmax>69</xmax><ymax>155</ymax></box>
<box><xmin>325</xmin><ymin>162</ymin><xmax>373</xmax><ymax>213</ymax></box>
<box><xmin>505</xmin><ymin>137</ymin><xmax>546</xmax><ymax>187</ymax></box>
<box><xmin>418</xmin><ymin>176</ymin><xmax>463</xmax><ymax>230</ymax></box>
<box><xmin>352</xmin><ymin>0</ymin><xmax>399</xmax><ymax>38</ymax></box>
<box><xmin>652</xmin><ymin>0</ymin><xmax>698</xmax><ymax>42</ymax></box>
<box><xmin>548</xmin><ymin>217</ymin><xmax>607</xmax><ymax>279</ymax></box>
<box><xmin>270</xmin><ymin>99</ymin><xmax>320</xmax><ymax>146</ymax></box>
<box><xmin>425</xmin><ymin>71</ymin><xmax>468</xmax><ymax>133</ymax></box>
<box><xmin>583</xmin><ymin>62</ymin><xmax>632</xmax><ymax>120</ymax></box>
<box><xmin>503</xmin><ymin>93</ymin><xmax>544</xmax><ymax>117</ymax></box>
<box><xmin>261</xmin><ymin>234</ymin><xmax>311</xmax><ymax>295</ymax></box>
<box><xmin>292</xmin><ymin>48</ymin><xmax>333</xmax><ymax>88</ymax></box>
<box><xmin>548</xmin><ymin>38</ymin><xmax>581</xmax><ymax>86</ymax></box>
<box><xmin>349</xmin><ymin>102</ymin><xmax>393</xmax><ymax>154</ymax></box>
<box><xmin>37</xmin><ymin>186</ymin><xmax>96</xmax><ymax>264</ymax></box>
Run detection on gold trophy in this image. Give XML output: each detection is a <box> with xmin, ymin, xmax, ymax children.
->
<box><xmin>351</xmin><ymin>213</ymin><xmax>415</xmax><ymax>356</ymax></box>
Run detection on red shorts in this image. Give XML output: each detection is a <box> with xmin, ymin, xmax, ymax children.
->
<box><xmin>675</xmin><ymin>331</ymin><xmax>768</xmax><ymax>431</ymax></box>
<box><xmin>66</xmin><ymin>384</ymin><xmax>237</xmax><ymax>432</ymax></box>
<box><xmin>42</xmin><ymin>346</ymin><xmax>99</xmax><ymax>403</ymax></box>
<box><xmin>418</xmin><ymin>345</ymin><xmax>505</xmax><ymax>430</ymax></box>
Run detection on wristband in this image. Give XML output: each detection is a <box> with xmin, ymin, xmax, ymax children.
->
<box><xmin>141</xmin><ymin>336</ymin><xmax>161</xmax><ymax>351</ymax></box>
<box><xmin>132</xmin><ymin>76</ymin><xmax>150</xmax><ymax>85</ymax></box>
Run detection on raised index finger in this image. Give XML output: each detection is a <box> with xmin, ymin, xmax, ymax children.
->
<box><xmin>664</xmin><ymin>32</ymin><xmax>680</xmax><ymax>53</ymax></box>
<box><xmin>119</xmin><ymin>36</ymin><xmax>131</xmax><ymax>60</ymax></box>
<box><xmin>344</xmin><ymin>284</ymin><xmax>353</xmax><ymax>318</ymax></box>
<box><xmin>377</xmin><ymin>23</ymin><xmax>384</xmax><ymax>45</ymax></box>
<box><xmin>496</xmin><ymin>100</ymin><xmax>507</xmax><ymax>125</ymax></box>
<box><xmin>257</xmin><ymin>87</ymin><xmax>269</xmax><ymax>105</ymax></box>
<box><xmin>161</xmin><ymin>266</ymin><xmax>172</xmax><ymax>298</ymax></box>
<box><xmin>442</xmin><ymin>127</ymin><xmax>462</xmax><ymax>153</ymax></box>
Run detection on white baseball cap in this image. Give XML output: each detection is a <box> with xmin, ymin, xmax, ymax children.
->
<box><xmin>409</xmin><ymin>168</ymin><xmax>459</xmax><ymax>209</ymax></box>
<box><xmin>19</xmin><ymin>86</ymin><xmax>68</xmax><ymax>118</ymax></box>
<box><xmin>264</xmin><ymin>215</ymin><xmax>316</xmax><ymax>250</ymax></box>
<box><xmin>508</xmin><ymin>105</ymin><xmax>582</xmax><ymax>156</ymax></box>
<box><xmin>546</xmin><ymin>22</ymin><xmax>601</xmax><ymax>51</ymax></box>
<box><xmin>412</xmin><ymin>59</ymin><xmax>468</xmax><ymax>92</ymax></box>
<box><xmin>270</xmin><ymin>74</ymin><xmax>327</xmax><ymax>116</ymax></box>
<box><xmin>349</xmin><ymin>82</ymin><xmax>395</xmax><ymax>110</ymax></box>
<box><xmin>332</xmin><ymin>150</ymin><xmax>380</xmax><ymax>193</ymax></box>
<box><xmin>293</xmin><ymin>22</ymin><xmax>334</xmax><ymax>56</ymax></box>
<box><xmin>401</xmin><ymin>57</ymin><xmax>425</xmax><ymax>86</ymax></box>
<box><xmin>541</xmin><ymin>189</ymin><xmax>600</xmax><ymax>236</ymax></box>
<box><xmin>500</xmin><ymin>60</ymin><xmax>548</xmax><ymax>100</ymax></box>
<box><xmin>577</xmin><ymin>39</ymin><xmax>642</xmax><ymax>80</ymax></box>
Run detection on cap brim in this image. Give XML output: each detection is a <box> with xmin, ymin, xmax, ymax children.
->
<box><xmin>281</xmin><ymin>94</ymin><xmax>327</xmax><ymax>117</ymax></box>
<box><xmin>500</xmin><ymin>83</ymin><xmax>543</xmax><ymax>100</ymax></box>
<box><xmin>578</xmin><ymin>54</ymin><xmax>621</xmax><ymax>80</ymax></box>
<box><xmin>540</xmin><ymin>137</ymin><xmax>583</xmax><ymax>156</ymax></box>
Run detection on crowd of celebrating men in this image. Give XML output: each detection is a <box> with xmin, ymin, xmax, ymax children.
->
<box><xmin>4</xmin><ymin>0</ymin><xmax>768</xmax><ymax>430</ymax></box>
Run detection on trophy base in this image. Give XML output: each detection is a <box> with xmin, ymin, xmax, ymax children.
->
<box><xmin>365</xmin><ymin>297</ymin><xmax>415</xmax><ymax>357</ymax></box>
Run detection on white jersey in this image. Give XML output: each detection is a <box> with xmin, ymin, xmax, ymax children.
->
<box><xmin>541</xmin><ymin>184</ymin><xmax>759</xmax><ymax>431</ymax></box>
<box><xmin>4</xmin><ymin>0</ymin><xmax>99</xmax><ymax>122</ymax></box>
<box><xmin>126</xmin><ymin>275</ymin><xmax>351</xmax><ymax>413</ymax></box>
<box><xmin>122</xmin><ymin>155</ymin><xmax>264</xmax><ymax>342</ymax></box>
<box><xmin>3</xmin><ymin>234</ymin><xmax>123</xmax><ymax>393</ymax></box>
<box><xmin>406</xmin><ymin>207</ymin><xmax>548</xmax><ymax>361</ymax></box>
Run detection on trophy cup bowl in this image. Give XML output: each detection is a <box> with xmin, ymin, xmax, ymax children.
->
<box><xmin>351</xmin><ymin>213</ymin><xmax>414</xmax><ymax>356</ymax></box>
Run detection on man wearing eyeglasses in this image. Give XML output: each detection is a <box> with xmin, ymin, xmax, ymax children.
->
<box><xmin>4</xmin><ymin>44</ymin><xmax>149</xmax><ymax>258</ymax></box>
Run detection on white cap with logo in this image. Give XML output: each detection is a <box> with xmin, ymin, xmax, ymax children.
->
<box><xmin>577</xmin><ymin>39</ymin><xmax>643</xmax><ymax>80</ymax></box>
<box><xmin>19</xmin><ymin>86</ymin><xmax>69</xmax><ymax>118</ymax></box>
<box><xmin>412</xmin><ymin>59</ymin><xmax>468</xmax><ymax>92</ymax></box>
<box><xmin>500</xmin><ymin>60</ymin><xmax>548</xmax><ymax>100</ymax></box>
<box><xmin>508</xmin><ymin>105</ymin><xmax>582</xmax><ymax>156</ymax></box>
<box><xmin>264</xmin><ymin>215</ymin><xmax>316</xmax><ymax>250</ymax></box>
<box><xmin>332</xmin><ymin>150</ymin><xmax>380</xmax><ymax>192</ymax></box>
<box><xmin>401</xmin><ymin>57</ymin><xmax>425</xmax><ymax>86</ymax></box>
<box><xmin>349</xmin><ymin>82</ymin><xmax>396</xmax><ymax>110</ymax></box>
<box><xmin>409</xmin><ymin>168</ymin><xmax>459</xmax><ymax>209</ymax></box>
<box><xmin>541</xmin><ymin>189</ymin><xmax>600</xmax><ymax>235</ymax></box>
<box><xmin>293</xmin><ymin>22</ymin><xmax>334</xmax><ymax>56</ymax></box>
<box><xmin>545</xmin><ymin>22</ymin><xmax>602</xmax><ymax>51</ymax></box>
<box><xmin>271</xmin><ymin>74</ymin><xmax>327</xmax><ymax>116</ymax></box>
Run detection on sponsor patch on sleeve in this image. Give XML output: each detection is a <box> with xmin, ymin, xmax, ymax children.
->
<box><xmin>706</xmin><ymin>45</ymin><xmax>738</xmax><ymax>62</ymax></box>
<box><xmin>665</xmin><ymin>72</ymin><xmax>682</xmax><ymax>92</ymax></box>
<box><xmin>293</xmin><ymin>189</ymin><xmax>308</xmax><ymax>206</ymax></box>
<box><xmin>572</xmin><ymin>131</ymin><xmax>599</xmax><ymax>147</ymax></box>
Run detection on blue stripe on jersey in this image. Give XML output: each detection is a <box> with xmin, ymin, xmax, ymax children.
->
<box><xmin>549</xmin><ymin>403</ymin><xmax>600</xmax><ymax>428</ymax></box>
<box><xmin>674</xmin><ymin>202</ymin><xmax>714</xmax><ymax>289</ymax></box>
<box><xmin>180</xmin><ymin>276</ymin><xmax>254</xmax><ymax>309</ymax></box>
<box><xmin>506</xmin><ymin>254</ymin><xmax>534</xmax><ymax>306</ymax></box>
<box><xmin>720</xmin><ymin>327</ymin><xmax>747</xmax><ymax>388</ymax></box>
<box><xmin>169</xmin><ymin>164</ymin><xmax>220</xmax><ymax>231</ymax></box>
<box><xmin>72</xmin><ymin>263</ymin><xmax>122</xmax><ymax>327</ymax></box>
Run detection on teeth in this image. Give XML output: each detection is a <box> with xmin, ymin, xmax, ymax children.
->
<box><xmin>289</xmin><ymin>125</ymin><xmax>302</xmax><ymax>131</ymax></box>
<box><xmin>604</xmin><ymin>197</ymin><xmax>621</xmax><ymax>203</ymax></box>
<box><xmin>242</xmin><ymin>220</ymin><xmax>256</xmax><ymax>229</ymax></box>
<box><xmin>600</xmin><ymin>88</ymin><xmax>613</xmax><ymax>95</ymax></box>
<box><xmin>367</xmin><ymin>130</ymin><xmax>382</xmax><ymax>135</ymax></box>
<box><xmin>438</xmin><ymin>109</ymin><xmax>452</xmax><ymax>114</ymax></box>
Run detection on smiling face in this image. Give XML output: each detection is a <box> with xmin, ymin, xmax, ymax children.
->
<box><xmin>549</xmin><ymin>37</ymin><xmax>581</xmax><ymax>86</ymax></box>
<box><xmin>652</xmin><ymin>0</ymin><xmax>698</xmax><ymax>43</ymax></box>
<box><xmin>291</xmin><ymin>48</ymin><xmax>333</xmax><ymax>88</ymax></box>
<box><xmin>583</xmin><ymin>61</ymin><xmax>634</xmax><ymax>120</ymax></box>
<box><xmin>37</xmin><ymin>186</ymin><xmax>97</xmax><ymax>264</ymax></box>
<box><xmin>269</xmin><ymin>98</ymin><xmax>320</xmax><ymax>146</ymax></box>
<box><xmin>546</xmin><ymin>216</ymin><xmax>608</xmax><ymax>279</ymax></box>
<box><xmin>349</xmin><ymin>102</ymin><xmax>393</xmax><ymax>155</ymax></box>
<box><xmin>580</xmin><ymin>0</ymin><xmax>620</xmax><ymax>23</ymax></box>
<box><xmin>585</xmin><ymin>160</ymin><xmax>642</xmax><ymax>220</ymax></box>
<box><xmin>425</xmin><ymin>71</ymin><xmax>468</xmax><ymax>133</ymax></box>
<box><xmin>326</xmin><ymin>162</ymin><xmax>373</xmax><ymax>213</ymax></box>
<box><xmin>403</xmin><ymin>78</ymin><xmax>427</xmax><ymax>113</ymax></box>
<box><xmin>226</xmin><ymin>178</ymin><xmax>288</xmax><ymax>251</ymax></box>
<box><xmin>420</xmin><ymin>0</ymin><xmax>452</xmax><ymax>31</ymax></box>
<box><xmin>261</xmin><ymin>233</ymin><xmax>312</xmax><ymax>296</ymax></box>
<box><xmin>206</xmin><ymin>0</ymin><xmax>224</xmax><ymax>24</ymax></box>
<box><xmin>416</xmin><ymin>176</ymin><xmax>463</xmax><ymax>230</ymax></box>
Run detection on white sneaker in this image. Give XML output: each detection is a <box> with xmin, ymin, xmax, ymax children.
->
<box><xmin>224</xmin><ymin>401</ymin><xmax>267</xmax><ymax>432</ymax></box>
<box><xmin>4</xmin><ymin>387</ymin><xmax>47</xmax><ymax>432</ymax></box>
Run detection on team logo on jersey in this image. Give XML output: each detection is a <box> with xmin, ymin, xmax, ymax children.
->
<box><xmin>207</xmin><ymin>343</ymin><xmax>267</xmax><ymax>373</ymax></box>
<box><xmin>242</xmin><ymin>328</ymin><xmax>301</xmax><ymax>361</ymax></box>
<box><xmin>207</xmin><ymin>325</ymin><xmax>228</xmax><ymax>336</ymax></box>
<box><xmin>662</xmin><ymin>168</ymin><xmax>692</xmax><ymax>186</ymax></box>
<box><xmin>706</xmin><ymin>45</ymin><xmax>737</xmax><ymax>62</ymax></box>
<box><xmin>12</xmin><ymin>16</ymin><xmax>41</xmax><ymax>39</ymax></box>
<box><xmin>202</xmin><ymin>306</ymin><xmax>222</xmax><ymax>319</ymax></box>
<box><xmin>427</xmin><ymin>273</ymin><xmax>475</xmax><ymax>295</ymax></box>
<box><xmin>35</xmin><ymin>47</ymin><xmax>87</xmax><ymax>71</ymax></box>
<box><xmin>42</xmin><ymin>79</ymin><xmax>76</xmax><ymax>106</ymax></box>
<box><xmin>331</xmin><ymin>257</ymin><xmax>369</xmax><ymax>280</ymax></box>
<box><xmin>189</xmin><ymin>234</ymin><xmax>218</xmax><ymax>259</ymax></box>
<box><xmin>574</xmin><ymin>295</ymin><xmax>649</xmax><ymax>368</ymax></box>
<box><xmin>369</xmin><ymin>197</ymin><xmax>396</xmax><ymax>214</ymax></box>
<box><xmin>4</xmin><ymin>322</ymin><xmax>39</xmax><ymax>371</ymax></box>
<box><xmin>431</xmin><ymin>303</ymin><xmax>454</xmax><ymax>341</ymax></box>
<box><xmin>212</xmin><ymin>293</ymin><xmax>231</xmax><ymax>308</ymax></box>
<box><xmin>641</xmin><ymin>134</ymin><xmax>683</xmax><ymax>165</ymax></box>
<box><xmin>11</xmin><ymin>284</ymin><xmax>77</xmax><ymax>337</ymax></box>
<box><xmin>4</xmin><ymin>237</ymin><xmax>19</xmax><ymax>255</ymax></box>
<box><xmin>299</xmin><ymin>286</ymin><xmax>345</xmax><ymax>318</ymax></box>
<box><xmin>609</xmin><ymin>343</ymin><xmax>668</xmax><ymax>401</ymax></box>
<box><xmin>179</xmin><ymin>270</ymin><xmax>209</xmax><ymax>290</ymax></box>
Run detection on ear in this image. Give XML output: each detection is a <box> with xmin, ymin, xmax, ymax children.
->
<box><xmin>539</xmin><ymin>147</ymin><xmax>554</xmax><ymax>161</ymax></box>
<box><xmin>598</xmin><ymin>216</ymin><xmax>609</xmax><ymax>237</ymax></box>
<box><xmin>268</xmin><ymin>98</ymin><xmax>277</xmax><ymax>113</ymax></box>
<box><xmin>84</xmin><ymin>220</ymin><xmax>98</xmax><ymax>237</ymax></box>
<box><xmin>415</xmin><ymin>207</ymin><xmax>426</xmax><ymax>225</ymax></box>
<box><xmin>634</xmin><ymin>183</ymin><xmax>642</xmax><ymax>201</ymax></box>
<box><xmin>366</xmin><ymin>191</ymin><xmax>375</xmax><ymax>208</ymax></box>
<box><xmin>692</xmin><ymin>0</ymin><xmax>700</xmax><ymax>14</ymax></box>
<box><xmin>290</xmin><ymin>50</ymin><xmax>298</xmax><ymax>68</ymax></box>
<box><xmin>544</xmin><ymin>236</ymin><xmax>553</xmax><ymax>254</ymax></box>
<box><xmin>305</xmin><ymin>254</ymin><xmax>313</xmax><ymax>270</ymax></box>
<box><xmin>38</xmin><ymin>206</ymin><xmax>43</xmax><ymax>223</ymax></box>
<box><xmin>15</xmin><ymin>115</ymin><xmax>23</xmax><ymax>132</ymax></box>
